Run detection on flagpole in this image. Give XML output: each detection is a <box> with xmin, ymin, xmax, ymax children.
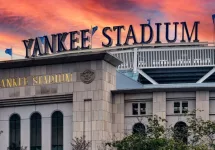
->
<box><xmin>91</xmin><ymin>25</ymin><xmax>93</xmax><ymax>49</ymax></box>
<box><xmin>213</xmin><ymin>14</ymin><xmax>215</xmax><ymax>45</ymax></box>
<box><xmin>213</xmin><ymin>24</ymin><xmax>215</xmax><ymax>44</ymax></box>
<box><xmin>11</xmin><ymin>46</ymin><xmax>12</xmax><ymax>60</ymax></box>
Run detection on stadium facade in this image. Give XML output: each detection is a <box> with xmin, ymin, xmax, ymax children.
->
<box><xmin>0</xmin><ymin>41</ymin><xmax>215</xmax><ymax>150</ymax></box>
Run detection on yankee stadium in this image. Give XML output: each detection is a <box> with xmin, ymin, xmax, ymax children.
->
<box><xmin>0</xmin><ymin>20</ymin><xmax>215</xmax><ymax>150</ymax></box>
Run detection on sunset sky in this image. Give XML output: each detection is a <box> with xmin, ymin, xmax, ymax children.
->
<box><xmin>0</xmin><ymin>0</ymin><xmax>215</xmax><ymax>60</ymax></box>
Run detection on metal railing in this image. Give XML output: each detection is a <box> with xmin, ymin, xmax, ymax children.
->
<box><xmin>110</xmin><ymin>46</ymin><xmax>215</xmax><ymax>71</ymax></box>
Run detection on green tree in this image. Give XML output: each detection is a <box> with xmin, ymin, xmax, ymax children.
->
<box><xmin>71</xmin><ymin>136</ymin><xmax>91</xmax><ymax>150</ymax></box>
<box><xmin>108</xmin><ymin>110</ymin><xmax>215</xmax><ymax>150</ymax></box>
<box><xmin>186</xmin><ymin>110</ymin><xmax>215</xmax><ymax>149</ymax></box>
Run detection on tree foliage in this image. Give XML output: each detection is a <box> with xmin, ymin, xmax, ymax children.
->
<box><xmin>71</xmin><ymin>136</ymin><xmax>91</xmax><ymax>150</ymax></box>
<box><xmin>108</xmin><ymin>110</ymin><xmax>215</xmax><ymax>150</ymax></box>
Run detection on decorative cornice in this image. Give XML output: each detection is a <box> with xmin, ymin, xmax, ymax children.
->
<box><xmin>0</xmin><ymin>52</ymin><xmax>122</xmax><ymax>69</ymax></box>
<box><xmin>0</xmin><ymin>94</ymin><xmax>73</xmax><ymax>108</ymax></box>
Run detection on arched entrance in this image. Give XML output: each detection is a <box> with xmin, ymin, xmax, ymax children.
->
<box><xmin>132</xmin><ymin>123</ymin><xmax>146</xmax><ymax>135</ymax></box>
<box><xmin>174</xmin><ymin>121</ymin><xmax>188</xmax><ymax>143</ymax></box>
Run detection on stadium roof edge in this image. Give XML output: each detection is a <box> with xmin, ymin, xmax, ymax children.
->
<box><xmin>0</xmin><ymin>51</ymin><xmax>122</xmax><ymax>69</ymax></box>
<box><xmin>112</xmin><ymin>83</ymin><xmax>215</xmax><ymax>93</ymax></box>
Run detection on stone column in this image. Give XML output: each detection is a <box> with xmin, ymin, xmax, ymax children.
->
<box><xmin>72</xmin><ymin>60</ymin><xmax>117</xmax><ymax>150</ymax></box>
<box><xmin>42</xmin><ymin>117</ymin><xmax>51</xmax><ymax>150</ymax></box>
<box><xmin>21</xmin><ymin>119</ymin><xmax>30</xmax><ymax>150</ymax></box>
<box><xmin>196</xmin><ymin>91</ymin><xmax>209</xmax><ymax>120</ymax></box>
<box><xmin>112</xmin><ymin>93</ymin><xmax>125</xmax><ymax>141</ymax></box>
<box><xmin>153</xmin><ymin>92</ymin><xmax>166</xmax><ymax>121</ymax></box>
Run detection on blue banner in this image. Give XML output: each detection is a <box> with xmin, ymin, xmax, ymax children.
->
<box><xmin>5</xmin><ymin>48</ymin><xmax>12</xmax><ymax>56</ymax></box>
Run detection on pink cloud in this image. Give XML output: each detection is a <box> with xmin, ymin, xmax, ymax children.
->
<box><xmin>0</xmin><ymin>0</ymin><xmax>214</xmax><ymax>58</ymax></box>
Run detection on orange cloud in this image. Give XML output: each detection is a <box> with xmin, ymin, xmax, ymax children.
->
<box><xmin>135</xmin><ymin>0</ymin><xmax>215</xmax><ymax>42</ymax></box>
<box><xmin>0</xmin><ymin>0</ymin><xmax>214</xmax><ymax>59</ymax></box>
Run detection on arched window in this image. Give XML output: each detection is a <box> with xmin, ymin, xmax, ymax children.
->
<box><xmin>174</xmin><ymin>121</ymin><xmax>188</xmax><ymax>143</ymax></box>
<box><xmin>9</xmin><ymin>114</ymin><xmax>21</xmax><ymax>150</ymax></box>
<box><xmin>52</xmin><ymin>111</ymin><xmax>63</xmax><ymax>150</ymax></box>
<box><xmin>30</xmin><ymin>112</ymin><xmax>42</xmax><ymax>150</ymax></box>
<box><xmin>133</xmin><ymin>123</ymin><xmax>145</xmax><ymax>135</ymax></box>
